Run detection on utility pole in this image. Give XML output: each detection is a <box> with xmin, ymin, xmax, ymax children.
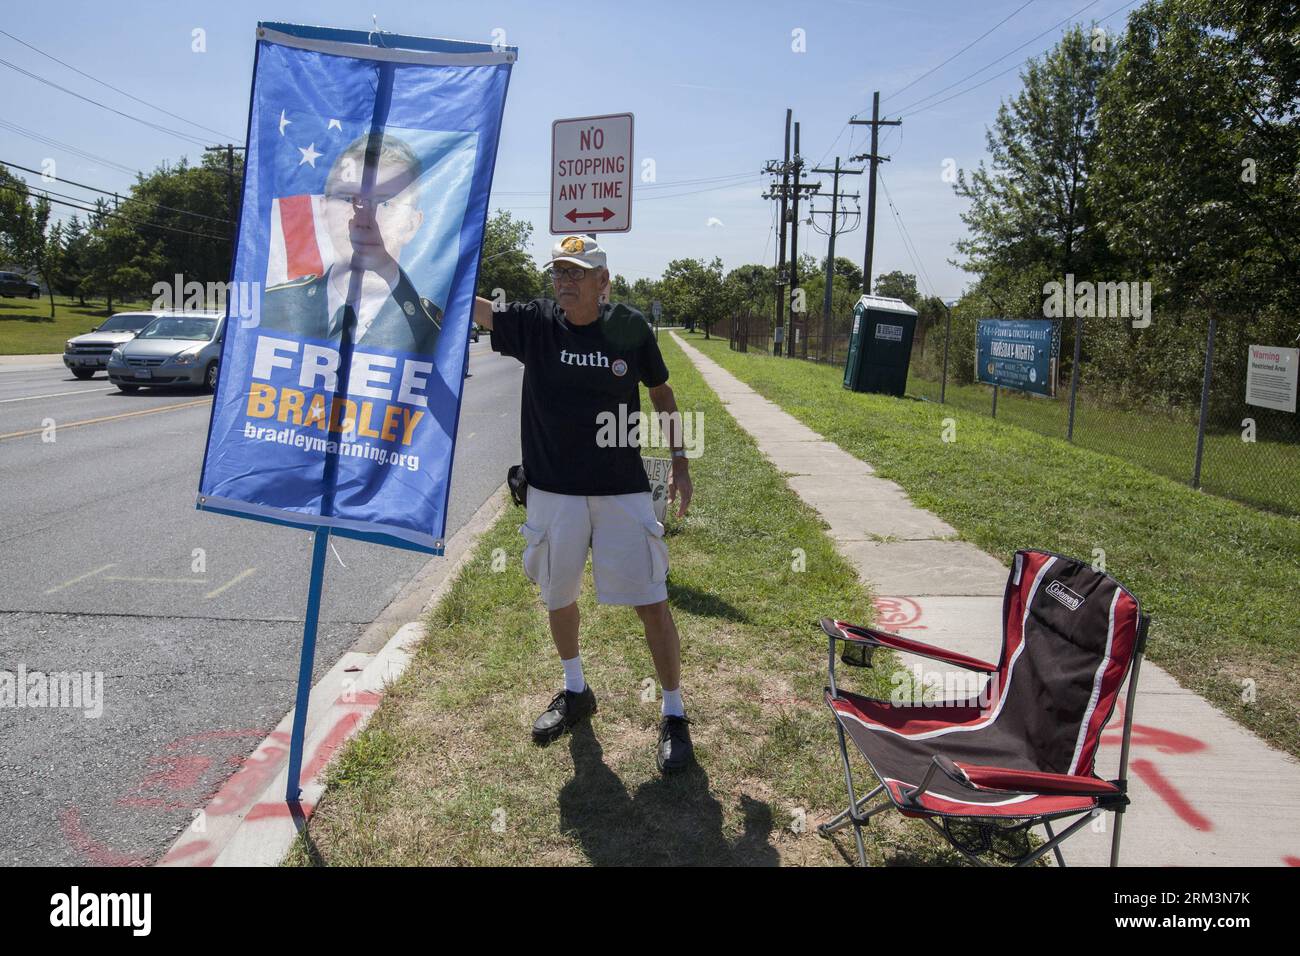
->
<box><xmin>762</xmin><ymin>110</ymin><xmax>792</xmax><ymax>355</ymax></box>
<box><xmin>849</xmin><ymin>92</ymin><xmax>901</xmax><ymax>296</ymax></box>
<box><xmin>788</xmin><ymin>122</ymin><xmax>803</xmax><ymax>358</ymax></box>
<box><xmin>810</xmin><ymin>157</ymin><xmax>862</xmax><ymax>359</ymax></box>
<box><xmin>763</xmin><ymin>121</ymin><xmax>820</xmax><ymax>358</ymax></box>
<box><xmin>205</xmin><ymin>144</ymin><xmax>247</xmax><ymax>267</ymax></box>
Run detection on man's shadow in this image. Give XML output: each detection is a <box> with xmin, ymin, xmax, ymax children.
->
<box><xmin>556</xmin><ymin>722</ymin><xmax>779</xmax><ymax>866</ymax></box>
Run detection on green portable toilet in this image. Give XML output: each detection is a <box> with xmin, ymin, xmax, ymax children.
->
<box><xmin>842</xmin><ymin>295</ymin><xmax>919</xmax><ymax>396</ymax></box>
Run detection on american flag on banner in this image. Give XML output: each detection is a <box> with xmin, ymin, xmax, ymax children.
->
<box><xmin>265</xmin><ymin>108</ymin><xmax>364</xmax><ymax>286</ymax></box>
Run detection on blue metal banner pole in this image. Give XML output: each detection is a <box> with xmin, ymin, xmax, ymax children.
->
<box><xmin>286</xmin><ymin>527</ymin><xmax>331</xmax><ymax>803</ymax></box>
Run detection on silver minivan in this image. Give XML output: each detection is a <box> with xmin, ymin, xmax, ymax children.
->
<box><xmin>107</xmin><ymin>311</ymin><xmax>225</xmax><ymax>393</ymax></box>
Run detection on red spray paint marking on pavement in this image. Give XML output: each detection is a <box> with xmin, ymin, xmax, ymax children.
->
<box><xmin>245</xmin><ymin>800</ymin><xmax>316</xmax><ymax>821</ymax></box>
<box><xmin>873</xmin><ymin>596</ymin><xmax>926</xmax><ymax>631</ymax></box>
<box><xmin>198</xmin><ymin>731</ymin><xmax>291</xmax><ymax>818</ymax></box>
<box><xmin>59</xmin><ymin>806</ymin><xmax>149</xmax><ymax>867</ymax></box>
<box><xmin>1130</xmin><ymin>759</ymin><xmax>1213</xmax><ymax>831</ymax></box>
<box><xmin>1098</xmin><ymin>703</ymin><xmax>1212</xmax><ymax>832</ymax></box>
<box><xmin>134</xmin><ymin>754</ymin><xmax>212</xmax><ymax>793</ymax></box>
<box><xmin>1103</xmin><ymin>717</ymin><xmax>1207</xmax><ymax>755</ymax></box>
<box><xmin>158</xmin><ymin>839</ymin><xmax>212</xmax><ymax>865</ymax></box>
<box><xmin>297</xmin><ymin>691</ymin><xmax>382</xmax><ymax>782</ymax></box>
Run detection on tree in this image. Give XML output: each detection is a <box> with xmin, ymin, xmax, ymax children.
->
<box><xmin>1093</xmin><ymin>0</ymin><xmax>1300</xmax><ymax>315</ymax></box>
<box><xmin>828</xmin><ymin>256</ymin><xmax>862</xmax><ymax>293</ymax></box>
<box><xmin>54</xmin><ymin>216</ymin><xmax>90</xmax><ymax>303</ymax></box>
<box><xmin>660</xmin><ymin>257</ymin><xmax>726</xmax><ymax>337</ymax></box>
<box><xmin>477</xmin><ymin>209</ymin><xmax>543</xmax><ymax>302</ymax></box>
<box><xmin>953</xmin><ymin>24</ymin><xmax>1118</xmax><ymax>320</ymax></box>
<box><xmin>609</xmin><ymin>273</ymin><xmax>633</xmax><ymax>304</ymax></box>
<box><xmin>872</xmin><ymin>270</ymin><xmax>919</xmax><ymax>306</ymax></box>
<box><xmin>722</xmin><ymin>263</ymin><xmax>772</xmax><ymax>317</ymax></box>
<box><xmin>0</xmin><ymin>167</ymin><xmax>58</xmax><ymax>318</ymax></box>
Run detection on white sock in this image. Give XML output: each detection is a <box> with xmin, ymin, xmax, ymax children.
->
<box><xmin>661</xmin><ymin>687</ymin><xmax>685</xmax><ymax>718</ymax></box>
<box><xmin>561</xmin><ymin>655</ymin><xmax>585</xmax><ymax>693</ymax></box>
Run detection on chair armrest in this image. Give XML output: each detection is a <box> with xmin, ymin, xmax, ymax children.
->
<box><xmin>819</xmin><ymin>618</ymin><xmax>998</xmax><ymax>673</ymax></box>
<box><xmin>950</xmin><ymin>762</ymin><xmax>1121</xmax><ymax>797</ymax></box>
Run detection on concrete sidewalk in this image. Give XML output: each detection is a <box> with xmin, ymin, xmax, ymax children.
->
<box><xmin>673</xmin><ymin>332</ymin><xmax>1300</xmax><ymax>867</ymax></box>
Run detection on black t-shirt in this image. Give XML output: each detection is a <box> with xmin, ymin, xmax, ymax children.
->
<box><xmin>491</xmin><ymin>298</ymin><xmax>669</xmax><ymax>496</ymax></box>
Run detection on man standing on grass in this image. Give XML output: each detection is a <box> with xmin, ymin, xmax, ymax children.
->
<box><xmin>472</xmin><ymin>235</ymin><xmax>695</xmax><ymax>772</ymax></box>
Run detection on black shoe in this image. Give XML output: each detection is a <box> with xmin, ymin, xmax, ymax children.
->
<box><xmin>532</xmin><ymin>685</ymin><xmax>596</xmax><ymax>744</ymax></box>
<box><xmin>656</xmin><ymin>714</ymin><xmax>695</xmax><ymax>773</ymax></box>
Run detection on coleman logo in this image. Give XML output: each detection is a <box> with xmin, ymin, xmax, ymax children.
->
<box><xmin>1046</xmin><ymin>580</ymin><xmax>1085</xmax><ymax>611</ymax></box>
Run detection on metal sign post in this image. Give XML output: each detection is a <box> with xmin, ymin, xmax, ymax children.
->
<box><xmin>551</xmin><ymin>113</ymin><xmax>634</xmax><ymax>234</ymax></box>
<box><xmin>285</xmin><ymin>527</ymin><xmax>330</xmax><ymax>802</ymax></box>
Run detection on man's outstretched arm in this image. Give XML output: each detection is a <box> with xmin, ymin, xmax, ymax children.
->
<box><xmin>473</xmin><ymin>296</ymin><xmax>496</xmax><ymax>332</ymax></box>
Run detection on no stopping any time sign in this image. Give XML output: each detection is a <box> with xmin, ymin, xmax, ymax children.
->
<box><xmin>551</xmin><ymin>112</ymin><xmax>634</xmax><ymax>234</ymax></box>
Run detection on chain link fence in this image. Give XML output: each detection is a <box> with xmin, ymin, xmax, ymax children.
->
<box><xmin>907</xmin><ymin>316</ymin><xmax>1299</xmax><ymax>517</ymax></box>
<box><xmin>728</xmin><ymin>310</ymin><xmax>850</xmax><ymax>363</ymax></box>
<box><xmin>732</xmin><ymin>309</ymin><xmax>1298</xmax><ymax>517</ymax></box>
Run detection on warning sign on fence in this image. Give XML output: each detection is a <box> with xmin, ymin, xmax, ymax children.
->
<box><xmin>1245</xmin><ymin>344</ymin><xmax>1298</xmax><ymax>413</ymax></box>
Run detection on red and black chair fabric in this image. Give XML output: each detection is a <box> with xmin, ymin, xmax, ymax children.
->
<box><xmin>819</xmin><ymin>549</ymin><xmax>1149</xmax><ymax>867</ymax></box>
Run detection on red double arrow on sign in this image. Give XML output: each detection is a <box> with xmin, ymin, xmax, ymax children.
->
<box><xmin>564</xmin><ymin>207</ymin><xmax>616</xmax><ymax>223</ymax></box>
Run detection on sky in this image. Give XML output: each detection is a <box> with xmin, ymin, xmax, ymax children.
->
<box><xmin>1</xmin><ymin>0</ymin><xmax>1139</xmax><ymax>299</ymax></box>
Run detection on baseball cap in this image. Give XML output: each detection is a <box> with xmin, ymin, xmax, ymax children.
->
<box><xmin>546</xmin><ymin>235</ymin><xmax>607</xmax><ymax>270</ymax></box>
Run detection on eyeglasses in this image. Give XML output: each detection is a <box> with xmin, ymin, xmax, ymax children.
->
<box><xmin>324</xmin><ymin>192</ymin><xmax>412</xmax><ymax>215</ymax></box>
<box><xmin>550</xmin><ymin>265</ymin><xmax>590</xmax><ymax>282</ymax></box>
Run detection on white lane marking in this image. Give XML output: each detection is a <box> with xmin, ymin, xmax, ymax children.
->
<box><xmin>45</xmin><ymin>563</ymin><xmax>115</xmax><ymax>594</ymax></box>
<box><xmin>0</xmin><ymin>388</ymin><xmax>116</xmax><ymax>404</ymax></box>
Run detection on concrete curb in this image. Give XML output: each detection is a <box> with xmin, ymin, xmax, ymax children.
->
<box><xmin>671</xmin><ymin>332</ymin><xmax>1300</xmax><ymax>867</ymax></box>
<box><xmin>158</xmin><ymin>485</ymin><xmax>511</xmax><ymax>866</ymax></box>
<box><xmin>0</xmin><ymin>353</ymin><xmax>63</xmax><ymax>366</ymax></box>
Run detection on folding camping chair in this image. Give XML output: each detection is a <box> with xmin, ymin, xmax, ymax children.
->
<box><xmin>818</xmin><ymin>549</ymin><xmax>1149</xmax><ymax>867</ymax></box>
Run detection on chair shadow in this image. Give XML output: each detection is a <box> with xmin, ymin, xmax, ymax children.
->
<box><xmin>665</xmin><ymin>580</ymin><xmax>749</xmax><ymax>624</ymax></box>
<box><xmin>557</xmin><ymin>722</ymin><xmax>780</xmax><ymax>867</ymax></box>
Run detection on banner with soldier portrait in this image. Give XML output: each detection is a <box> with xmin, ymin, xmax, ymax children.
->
<box><xmin>198</xmin><ymin>23</ymin><xmax>515</xmax><ymax>552</ymax></box>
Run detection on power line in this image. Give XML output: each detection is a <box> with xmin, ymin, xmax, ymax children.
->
<box><xmin>1</xmin><ymin>158</ymin><xmax>232</xmax><ymax>224</ymax></box>
<box><xmin>495</xmin><ymin>174</ymin><xmax>764</xmax><ymax>210</ymax></box>
<box><xmin>490</xmin><ymin>169</ymin><xmax>758</xmax><ymax>197</ymax></box>
<box><xmin>878</xmin><ymin>172</ymin><xmax>942</xmax><ymax>300</ymax></box>
<box><xmin>0</xmin><ymin>29</ymin><xmax>239</xmax><ymax>141</ymax></box>
<box><xmin>900</xmin><ymin>0</ymin><xmax>1138</xmax><ymax>118</ymax></box>
<box><xmin>0</xmin><ymin>56</ymin><xmax>211</xmax><ymax>147</ymax></box>
<box><xmin>883</xmin><ymin>0</ymin><xmax>1039</xmax><ymax>105</ymax></box>
<box><xmin>0</xmin><ymin>182</ymin><xmax>226</xmax><ymax>242</ymax></box>
<box><xmin>811</xmin><ymin>121</ymin><xmax>850</xmax><ymax>174</ymax></box>
<box><xmin>0</xmin><ymin>117</ymin><xmax>141</xmax><ymax>175</ymax></box>
<box><xmin>892</xmin><ymin>0</ymin><xmax>1104</xmax><ymax>117</ymax></box>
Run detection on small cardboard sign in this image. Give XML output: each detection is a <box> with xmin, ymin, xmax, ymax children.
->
<box><xmin>642</xmin><ymin>456</ymin><xmax>672</xmax><ymax>523</ymax></box>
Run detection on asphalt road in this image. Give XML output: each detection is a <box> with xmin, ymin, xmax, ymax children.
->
<box><xmin>0</xmin><ymin>340</ymin><xmax>521</xmax><ymax>865</ymax></box>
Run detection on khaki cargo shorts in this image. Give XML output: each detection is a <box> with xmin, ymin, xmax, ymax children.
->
<box><xmin>519</xmin><ymin>487</ymin><xmax>669</xmax><ymax>610</ymax></box>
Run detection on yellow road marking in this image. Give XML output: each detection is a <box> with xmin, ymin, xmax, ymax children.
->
<box><xmin>205</xmin><ymin>567</ymin><xmax>256</xmax><ymax>600</ymax></box>
<box><xmin>45</xmin><ymin>563</ymin><xmax>115</xmax><ymax>595</ymax></box>
<box><xmin>0</xmin><ymin>398</ymin><xmax>211</xmax><ymax>441</ymax></box>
